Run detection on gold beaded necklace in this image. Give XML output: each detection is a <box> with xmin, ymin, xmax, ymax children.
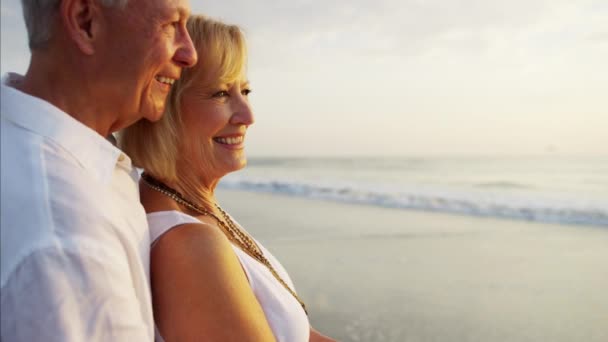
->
<box><xmin>141</xmin><ymin>173</ymin><xmax>307</xmax><ymax>315</ymax></box>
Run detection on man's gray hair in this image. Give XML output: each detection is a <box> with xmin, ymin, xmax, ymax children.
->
<box><xmin>22</xmin><ymin>0</ymin><xmax>129</xmax><ymax>50</ymax></box>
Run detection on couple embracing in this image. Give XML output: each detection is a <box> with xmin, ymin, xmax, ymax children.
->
<box><xmin>1</xmin><ymin>0</ymin><xmax>334</xmax><ymax>341</ymax></box>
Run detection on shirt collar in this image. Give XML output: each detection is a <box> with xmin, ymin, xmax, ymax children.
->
<box><xmin>1</xmin><ymin>73</ymin><xmax>131</xmax><ymax>184</ymax></box>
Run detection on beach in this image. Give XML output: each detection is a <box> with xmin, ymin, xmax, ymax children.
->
<box><xmin>218</xmin><ymin>189</ymin><xmax>608</xmax><ymax>342</ymax></box>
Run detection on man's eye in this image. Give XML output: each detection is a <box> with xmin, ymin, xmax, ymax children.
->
<box><xmin>212</xmin><ymin>91</ymin><xmax>229</xmax><ymax>98</ymax></box>
<box><xmin>164</xmin><ymin>19</ymin><xmax>180</xmax><ymax>29</ymax></box>
<box><xmin>163</xmin><ymin>23</ymin><xmax>177</xmax><ymax>33</ymax></box>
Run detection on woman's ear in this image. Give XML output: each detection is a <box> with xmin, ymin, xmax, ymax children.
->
<box><xmin>59</xmin><ymin>0</ymin><xmax>101</xmax><ymax>55</ymax></box>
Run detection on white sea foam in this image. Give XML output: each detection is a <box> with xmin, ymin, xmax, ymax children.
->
<box><xmin>219</xmin><ymin>176</ymin><xmax>608</xmax><ymax>227</ymax></box>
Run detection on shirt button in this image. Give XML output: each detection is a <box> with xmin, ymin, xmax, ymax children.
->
<box><xmin>118</xmin><ymin>154</ymin><xmax>126</xmax><ymax>162</ymax></box>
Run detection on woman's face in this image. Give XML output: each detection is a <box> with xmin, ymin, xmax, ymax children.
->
<box><xmin>178</xmin><ymin>74</ymin><xmax>254</xmax><ymax>183</ymax></box>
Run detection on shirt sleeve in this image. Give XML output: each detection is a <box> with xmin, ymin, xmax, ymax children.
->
<box><xmin>1</xmin><ymin>245</ymin><xmax>153</xmax><ymax>342</ymax></box>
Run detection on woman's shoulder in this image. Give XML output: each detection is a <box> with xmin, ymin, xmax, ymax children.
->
<box><xmin>149</xmin><ymin>214</ymin><xmax>277</xmax><ymax>341</ymax></box>
<box><xmin>149</xmin><ymin>211</ymin><xmax>228</xmax><ymax>252</ymax></box>
<box><xmin>150</xmin><ymin>214</ymin><xmax>241</xmax><ymax>290</ymax></box>
<box><xmin>145</xmin><ymin>206</ymin><xmax>224</xmax><ymax>243</ymax></box>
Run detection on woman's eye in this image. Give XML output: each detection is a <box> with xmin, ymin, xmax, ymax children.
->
<box><xmin>212</xmin><ymin>91</ymin><xmax>229</xmax><ymax>98</ymax></box>
<box><xmin>242</xmin><ymin>89</ymin><xmax>252</xmax><ymax>96</ymax></box>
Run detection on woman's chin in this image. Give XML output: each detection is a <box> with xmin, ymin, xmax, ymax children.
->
<box><xmin>220</xmin><ymin>157</ymin><xmax>248</xmax><ymax>175</ymax></box>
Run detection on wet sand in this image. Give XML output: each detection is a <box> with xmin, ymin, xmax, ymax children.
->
<box><xmin>217</xmin><ymin>189</ymin><xmax>608</xmax><ymax>342</ymax></box>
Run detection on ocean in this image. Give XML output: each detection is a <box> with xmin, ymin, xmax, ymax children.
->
<box><xmin>219</xmin><ymin>156</ymin><xmax>608</xmax><ymax>227</ymax></box>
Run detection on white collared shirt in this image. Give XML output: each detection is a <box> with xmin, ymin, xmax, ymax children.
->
<box><xmin>0</xmin><ymin>73</ymin><xmax>154</xmax><ymax>341</ymax></box>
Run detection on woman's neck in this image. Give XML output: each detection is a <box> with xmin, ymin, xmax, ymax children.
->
<box><xmin>166</xmin><ymin>172</ymin><xmax>221</xmax><ymax>216</ymax></box>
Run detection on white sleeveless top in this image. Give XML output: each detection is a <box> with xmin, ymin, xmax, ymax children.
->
<box><xmin>147</xmin><ymin>211</ymin><xmax>310</xmax><ymax>342</ymax></box>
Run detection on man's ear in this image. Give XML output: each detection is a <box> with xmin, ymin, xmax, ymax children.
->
<box><xmin>59</xmin><ymin>0</ymin><xmax>101</xmax><ymax>55</ymax></box>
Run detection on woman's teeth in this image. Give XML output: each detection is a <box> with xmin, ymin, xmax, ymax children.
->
<box><xmin>155</xmin><ymin>76</ymin><xmax>175</xmax><ymax>85</ymax></box>
<box><xmin>214</xmin><ymin>136</ymin><xmax>244</xmax><ymax>145</ymax></box>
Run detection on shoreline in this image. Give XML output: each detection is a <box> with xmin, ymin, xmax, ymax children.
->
<box><xmin>218</xmin><ymin>189</ymin><xmax>608</xmax><ymax>342</ymax></box>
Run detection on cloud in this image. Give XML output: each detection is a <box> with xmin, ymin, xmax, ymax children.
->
<box><xmin>195</xmin><ymin>0</ymin><xmax>606</xmax><ymax>68</ymax></box>
<box><xmin>588</xmin><ymin>32</ymin><xmax>608</xmax><ymax>42</ymax></box>
<box><xmin>1</xmin><ymin>0</ymin><xmax>29</xmax><ymax>74</ymax></box>
<box><xmin>0</xmin><ymin>1</ymin><xmax>20</xmax><ymax>17</ymax></box>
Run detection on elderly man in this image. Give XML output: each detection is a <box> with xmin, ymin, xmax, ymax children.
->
<box><xmin>0</xmin><ymin>0</ymin><xmax>196</xmax><ymax>340</ymax></box>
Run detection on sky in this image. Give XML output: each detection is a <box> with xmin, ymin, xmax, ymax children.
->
<box><xmin>1</xmin><ymin>0</ymin><xmax>607</xmax><ymax>157</ymax></box>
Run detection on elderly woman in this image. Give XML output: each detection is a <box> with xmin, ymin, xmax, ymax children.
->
<box><xmin>120</xmin><ymin>16</ymin><xmax>334</xmax><ymax>342</ymax></box>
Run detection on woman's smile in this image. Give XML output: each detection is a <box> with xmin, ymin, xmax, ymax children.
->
<box><xmin>213</xmin><ymin>134</ymin><xmax>245</xmax><ymax>150</ymax></box>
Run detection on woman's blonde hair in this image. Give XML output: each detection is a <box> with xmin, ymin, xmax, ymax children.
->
<box><xmin>119</xmin><ymin>15</ymin><xmax>247</xmax><ymax>182</ymax></box>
